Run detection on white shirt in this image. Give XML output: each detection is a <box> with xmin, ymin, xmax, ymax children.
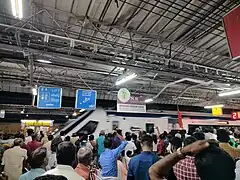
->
<box><xmin>44</xmin><ymin>165</ymin><xmax>84</xmax><ymax>180</ymax></box>
<box><xmin>153</xmin><ymin>142</ymin><xmax>157</xmax><ymax>152</ymax></box>
<box><xmin>124</xmin><ymin>141</ymin><xmax>136</xmax><ymax>156</ymax></box>
<box><xmin>43</xmin><ymin>141</ymin><xmax>52</xmax><ymax>152</ymax></box>
<box><xmin>46</xmin><ymin>153</ymin><xmax>57</xmax><ymax>170</ymax></box>
<box><xmin>205</xmin><ymin>132</ymin><xmax>217</xmax><ymax>140</ymax></box>
<box><xmin>2</xmin><ymin>146</ymin><xmax>27</xmax><ymax>180</ymax></box>
<box><xmin>25</xmin><ymin>136</ymin><xmax>32</xmax><ymax>144</ymax></box>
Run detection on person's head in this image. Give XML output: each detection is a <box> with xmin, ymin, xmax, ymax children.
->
<box><xmin>159</xmin><ymin>134</ymin><xmax>165</xmax><ymax>140</ymax></box>
<box><xmin>104</xmin><ymin>138</ymin><xmax>112</xmax><ymax>149</ymax></box>
<box><xmin>29</xmin><ymin>147</ymin><xmax>47</xmax><ymax>169</ymax></box>
<box><xmin>132</xmin><ymin>133</ymin><xmax>138</xmax><ymax>141</ymax></box>
<box><xmin>77</xmin><ymin>147</ymin><xmax>92</xmax><ymax>166</ymax></box>
<box><xmin>56</xmin><ymin>142</ymin><xmax>76</xmax><ymax>167</ymax></box>
<box><xmin>89</xmin><ymin>135</ymin><xmax>94</xmax><ymax>141</ymax></box>
<box><xmin>126</xmin><ymin>150</ymin><xmax>132</xmax><ymax>158</ymax></box>
<box><xmin>31</xmin><ymin>134</ymin><xmax>38</xmax><ymax>141</ymax></box>
<box><xmin>125</xmin><ymin>132</ymin><xmax>131</xmax><ymax>138</ymax></box>
<box><xmin>175</xmin><ymin>133</ymin><xmax>182</xmax><ymax>139</ymax></box>
<box><xmin>34</xmin><ymin>175</ymin><xmax>68</xmax><ymax>180</ymax></box>
<box><xmin>141</xmin><ymin>135</ymin><xmax>153</xmax><ymax>151</ymax></box>
<box><xmin>126</xmin><ymin>134</ymin><xmax>132</xmax><ymax>141</ymax></box>
<box><xmin>99</xmin><ymin>130</ymin><xmax>105</xmax><ymax>136</ymax></box>
<box><xmin>64</xmin><ymin>136</ymin><xmax>70</xmax><ymax>141</ymax></box>
<box><xmin>13</xmin><ymin>138</ymin><xmax>23</xmax><ymax>146</ymax></box>
<box><xmin>27</xmin><ymin>129</ymin><xmax>34</xmax><ymax>136</ymax></box>
<box><xmin>60</xmin><ymin>131</ymin><xmax>65</xmax><ymax>136</ymax></box>
<box><xmin>48</xmin><ymin>135</ymin><xmax>54</xmax><ymax>141</ymax></box>
<box><xmin>170</xmin><ymin>137</ymin><xmax>182</xmax><ymax>153</ymax></box>
<box><xmin>51</xmin><ymin>136</ymin><xmax>63</xmax><ymax>153</ymax></box>
<box><xmin>183</xmin><ymin>136</ymin><xmax>197</xmax><ymax>147</ymax></box>
<box><xmin>19</xmin><ymin>134</ymin><xmax>25</xmax><ymax>141</ymax></box>
<box><xmin>217</xmin><ymin>129</ymin><xmax>230</xmax><ymax>143</ymax></box>
<box><xmin>195</xmin><ymin>144</ymin><xmax>235</xmax><ymax>180</ymax></box>
<box><xmin>116</xmin><ymin>129</ymin><xmax>122</xmax><ymax>136</ymax></box>
<box><xmin>193</xmin><ymin>132</ymin><xmax>205</xmax><ymax>140</ymax></box>
<box><xmin>82</xmin><ymin>134</ymin><xmax>88</xmax><ymax>141</ymax></box>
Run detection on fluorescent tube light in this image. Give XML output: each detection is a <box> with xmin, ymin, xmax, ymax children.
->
<box><xmin>11</xmin><ymin>0</ymin><xmax>23</xmax><ymax>19</ymax></box>
<box><xmin>32</xmin><ymin>87</ymin><xmax>37</xmax><ymax>95</ymax></box>
<box><xmin>204</xmin><ymin>104</ymin><xmax>224</xmax><ymax>109</ymax></box>
<box><xmin>219</xmin><ymin>89</ymin><xmax>240</xmax><ymax>97</ymax></box>
<box><xmin>37</xmin><ymin>59</ymin><xmax>52</xmax><ymax>64</ymax></box>
<box><xmin>72</xmin><ymin>112</ymin><xmax>77</xmax><ymax>116</ymax></box>
<box><xmin>115</xmin><ymin>73</ymin><xmax>137</xmax><ymax>86</ymax></box>
<box><xmin>145</xmin><ymin>98</ymin><xmax>153</xmax><ymax>103</ymax></box>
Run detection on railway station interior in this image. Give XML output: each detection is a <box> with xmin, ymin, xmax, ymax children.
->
<box><xmin>0</xmin><ymin>0</ymin><xmax>240</xmax><ymax>180</ymax></box>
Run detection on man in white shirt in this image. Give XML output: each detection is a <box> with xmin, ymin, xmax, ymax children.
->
<box><xmin>44</xmin><ymin>141</ymin><xmax>84</xmax><ymax>180</ymax></box>
<box><xmin>1</xmin><ymin>138</ymin><xmax>27</xmax><ymax>180</ymax></box>
<box><xmin>25</xmin><ymin>129</ymin><xmax>34</xmax><ymax>144</ymax></box>
<box><xmin>124</xmin><ymin>134</ymin><xmax>136</xmax><ymax>156</ymax></box>
<box><xmin>43</xmin><ymin>135</ymin><xmax>54</xmax><ymax>152</ymax></box>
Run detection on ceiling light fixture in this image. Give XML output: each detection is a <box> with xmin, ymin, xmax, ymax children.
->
<box><xmin>204</xmin><ymin>104</ymin><xmax>224</xmax><ymax>109</ymax></box>
<box><xmin>20</xmin><ymin>109</ymin><xmax>24</xmax><ymax>114</ymax></box>
<box><xmin>11</xmin><ymin>0</ymin><xmax>23</xmax><ymax>19</ymax></box>
<box><xmin>79</xmin><ymin>109</ymin><xmax>85</xmax><ymax>112</ymax></box>
<box><xmin>145</xmin><ymin>98</ymin><xmax>154</xmax><ymax>103</ymax></box>
<box><xmin>219</xmin><ymin>88</ymin><xmax>240</xmax><ymax>97</ymax></box>
<box><xmin>37</xmin><ymin>59</ymin><xmax>52</xmax><ymax>64</ymax></box>
<box><xmin>32</xmin><ymin>87</ymin><xmax>37</xmax><ymax>96</ymax></box>
<box><xmin>115</xmin><ymin>73</ymin><xmax>137</xmax><ymax>86</ymax></box>
<box><xmin>65</xmin><ymin>115</ymin><xmax>69</xmax><ymax>118</ymax></box>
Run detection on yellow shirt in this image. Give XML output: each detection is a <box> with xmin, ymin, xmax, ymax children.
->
<box><xmin>219</xmin><ymin>143</ymin><xmax>240</xmax><ymax>159</ymax></box>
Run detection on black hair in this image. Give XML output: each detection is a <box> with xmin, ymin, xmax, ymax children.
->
<box><xmin>82</xmin><ymin>134</ymin><xmax>88</xmax><ymax>141</ymax></box>
<box><xmin>132</xmin><ymin>133</ymin><xmax>137</xmax><ymax>140</ymax></box>
<box><xmin>51</xmin><ymin>136</ymin><xmax>63</xmax><ymax>152</ymax></box>
<box><xmin>60</xmin><ymin>131</ymin><xmax>65</xmax><ymax>136</ymax></box>
<box><xmin>193</xmin><ymin>132</ymin><xmax>205</xmax><ymax>140</ymax></box>
<box><xmin>104</xmin><ymin>138</ymin><xmax>112</xmax><ymax>149</ymax></box>
<box><xmin>183</xmin><ymin>136</ymin><xmax>197</xmax><ymax>147</ymax></box>
<box><xmin>13</xmin><ymin>138</ymin><xmax>23</xmax><ymax>146</ymax></box>
<box><xmin>107</xmin><ymin>133</ymin><xmax>113</xmax><ymax>138</ymax></box>
<box><xmin>170</xmin><ymin>137</ymin><xmax>182</xmax><ymax>150</ymax></box>
<box><xmin>34</xmin><ymin>175</ymin><xmax>68</xmax><ymax>180</ymax></box>
<box><xmin>116</xmin><ymin>129</ymin><xmax>122</xmax><ymax>136</ymax></box>
<box><xmin>29</xmin><ymin>147</ymin><xmax>47</xmax><ymax>168</ymax></box>
<box><xmin>126</xmin><ymin>150</ymin><xmax>132</xmax><ymax>157</ymax></box>
<box><xmin>48</xmin><ymin>135</ymin><xmax>54</xmax><ymax>141</ymax></box>
<box><xmin>19</xmin><ymin>134</ymin><xmax>25</xmax><ymax>141</ymax></box>
<box><xmin>159</xmin><ymin>134</ymin><xmax>165</xmax><ymax>140</ymax></box>
<box><xmin>27</xmin><ymin>129</ymin><xmax>34</xmax><ymax>136</ymax></box>
<box><xmin>31</xmin><ymin>134</ymin><xmax>37</xmax><ymax>141</ymax></box>
<box><xmin>195</xmin><ymin>144</ymin><xmax>235</xmax><ymax>180</ymax></box>
<box><xmin>217</xmin><ymin>129</ymin><xmax>230</xmax><ymax>143</ymax></box>
<box><xmin>125</xmin><ymin>132</ymin><xmax>131</xmax><ymax>138</ymax></box>
<box><xmin>89</xmin><ymin>135</ymin><xmax>94</xmax><ymax>141</ymax></box>
<box><xmin>56</xmin><ymin>142</ymin><xmax>76</xmax><ymax>167</ymax></box>
<box><xmin>64</xmin><ymin>136</ymin><xmax>71</xmax><ymax>141</ymax></box>
<box><xmin>126</xmin><ymin>134</ymin><xmax>132</xmax><ymax>141</ymax></box>
<box><xmin>141</xmin><ymin>135</ymin><xmax>153</xmax><ymax>147</ymax></box>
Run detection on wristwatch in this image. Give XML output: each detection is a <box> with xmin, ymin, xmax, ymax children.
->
<box><xmin>176</xmin><ymin>148</ymin><xmax>186</xmax><ymax>159</ymax></box>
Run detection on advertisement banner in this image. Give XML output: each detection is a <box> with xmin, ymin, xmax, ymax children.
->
<box><xmin>117</xmin><ymin>88</ymin><xmax>146</xmax><ymax>113</ymax></box>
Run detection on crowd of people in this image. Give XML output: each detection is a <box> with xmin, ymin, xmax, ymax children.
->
<box><xmin>0</xmin><ymin>127</ymin><xmax>240</xmax><ymax>180</ymax></box>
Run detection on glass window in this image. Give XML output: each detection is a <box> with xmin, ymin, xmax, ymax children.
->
<box><xmin>77</xmin><ymin>121</ymin><xmax>99</xmax><ymax>135</ymax></box>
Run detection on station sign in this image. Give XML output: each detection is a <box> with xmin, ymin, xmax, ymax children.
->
<box><xmin>232</xmin><ymin>112</ymin><xmax>240</xmax><ymax>120</ymax></box>
<box><xmin>75</xmin><ymin>89</ymin><xmax>97</xmax><ymax>110</ymax></box>
<box><xmin>37</xmin><ymin>86</ymin><xmax>62</xmax><ymax>109</ymax></box>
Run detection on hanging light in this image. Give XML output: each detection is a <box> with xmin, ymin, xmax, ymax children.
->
<box><xmin>11</xmin><ymin>0</ymin><xmax>23</xmax><ymax>19</ymax></box>
<box><xmin>115</xmin><ymin>73</ymin><xmax>137</xmax><ymax>86</ymax></box>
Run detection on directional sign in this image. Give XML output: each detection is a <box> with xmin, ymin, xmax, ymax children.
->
<box><xmin>75</xmin><ymin>89</ymin><xmax>97</xmax><ymax>110</ymax></box>
<box><xmin>37</xmin><ymin>86</ymin><xmax>62</xmax><ymax>109</ymax></box>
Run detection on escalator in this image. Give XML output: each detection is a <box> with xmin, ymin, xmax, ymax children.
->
<box><xmin>54</xmin><ymin>110</ymin><xmax>94</xmax><ymax>137</ymax></box>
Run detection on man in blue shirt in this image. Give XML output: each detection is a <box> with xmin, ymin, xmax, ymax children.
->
<box><xmin>127</xmin><ymin>135</ymin><xmax>159</xmax><ymax>180</ymax></box>
<box><xmin>99</xmin><ymin>134</ymin><xmax>128</xmax><ymax>178</ymax></box>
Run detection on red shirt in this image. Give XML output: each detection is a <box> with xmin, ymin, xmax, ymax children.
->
<box><xmin>75</xmin><ymin>164</ymin><xmax>92</xmax><ymax>180</ymax></box>
<box><xmin>27</xmin><ymin>140</ymin><xmax>42</xmax><ymax>153</ymax></box>
<box><xmin>157</xmin><ymin>139</ymin><xmax>165</xmax><ymax>156</ymax></box>
<box><xmin>173</xmin><ymin>156</ymin><xmax>200</xmax><ymax>180</ymax></box>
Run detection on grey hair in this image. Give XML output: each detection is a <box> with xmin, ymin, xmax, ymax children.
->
<box><xmin>77</xmin><ymin>147</ymin><xmax>92</xmax><ymax>164</ymax></box>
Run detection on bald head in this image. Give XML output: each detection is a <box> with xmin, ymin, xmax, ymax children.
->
<box><xmin>77</xmin><ymin>147</ymin><xmax>92</xmax><ymax>165</ymax></box>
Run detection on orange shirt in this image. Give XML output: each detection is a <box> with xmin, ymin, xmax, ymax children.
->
<box><xmin>75</xmin><ymin>164</ymin><xmax>90</xmax><ymax>180</ymax></box>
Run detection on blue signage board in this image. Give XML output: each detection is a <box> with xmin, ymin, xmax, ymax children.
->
<box><xmin>75</xmin><ymin>89</ymin><xmax>97</xmax><ymax>110</ymax></box>
<box><xmin>37</xmin><ymin>86</ymin><xmax>62</xmax><ymax>109</ymax></box>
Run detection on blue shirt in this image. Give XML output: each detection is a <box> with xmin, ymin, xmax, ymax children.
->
<box><xmin>99</xmin><ymin>141</ymin><xmax>128</xmax><ymax>177</ymax></box>
<box><xmin>19</xmin><ymin>168</ymin><xmax>45</xmax><ymax>180</ymax></box>
<box><xmin>97</xmin><ymin>135</ymin><xmax>105</xmax><ymax>156</ymax></box>
<box><xmin>127</xmin><ymin>151</ymin><xmax>159</xmax><ymax>180</ymax></box>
